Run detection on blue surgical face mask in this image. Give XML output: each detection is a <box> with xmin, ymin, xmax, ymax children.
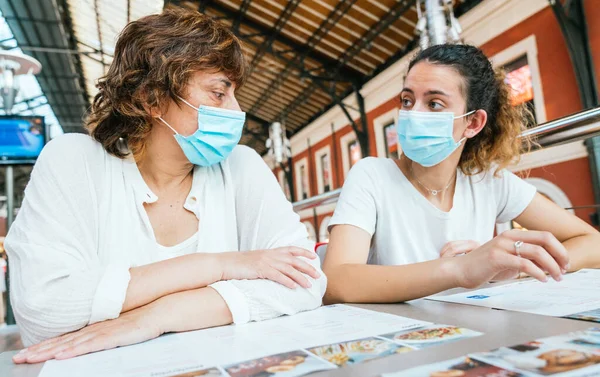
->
<box><xmin>158</xmin><ymin>96</ymin><xmax>246</xmax><ymax>166</ymax></box>
<box><xmin>396</xmin><ymin>109</ymin><xmax>475</xmax><ymax>167</ymax></box>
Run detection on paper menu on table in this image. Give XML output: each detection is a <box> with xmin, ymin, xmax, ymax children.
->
<box><xmin>384</xmin><ymin>327</ymin><xmax>600</xmax><ymax>377</ymax></box>
<box><xmin>39</xmin><ymin>305</ymin><xmax>430</xmax><ymax>377</ymax></box>
<box><xmin>426</xmin><ymin>269</ymin><xmax>600</xmax><ymax>317</ymax></box>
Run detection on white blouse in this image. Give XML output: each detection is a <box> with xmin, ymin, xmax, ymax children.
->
<box><xmin>6</xmin><ymin>134</ymin><xmax>326</xmax><ymax>346</ymax></box>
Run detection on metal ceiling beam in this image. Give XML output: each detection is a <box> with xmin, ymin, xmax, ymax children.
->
<box><xmin>13</xmin><ymin>94</ymin><xmax>45</xmax><ymax>105</ymax></box>
<box><xmin>4</xmin><ymin>0</ymin><xmax>73</xmax><ymax>115</ymax></box>
<box><xmin>189</xmin><ymin>0</ymin><xmax>361</xmax><ymax>79</ymax></box>
<box><xmin>246</xmin><ymin>0</ymin><xmax>301</xmax><ymax>77</ymax></box>
<box><xmin>0</xmin><ymin>44</ymin><xmax>108</xmax><ymax>64</ymax></box>
<box><xmin>248</xmin><ymin>0</ymin><xmax>360</xmax><ymax>115</ymax></box>
<box><xmin>54</xmin><ymin>0</ymin><xmax>91</xmax><ymax>118</ymax></box>
<box><xmin>244</xmin><ymin>112</ymin><xmax>270</xmax><ymax>142</ymax></box>
<box><xmin>232</xmin><ymin>0</ymin><xmax>251</xmax><ymax>32</ymax></box>
<box><xmin>2</xmin><ymin>15</ymin><xmax>61</xmax><ymax>24</ymax></box>
<box><xmin>284</xmin><ymin>0</ymin><xmax>415</xmax><ymax>137</ymax></box>
<box><xmin>93</xmin><ymin>0</ymin><xmax>107</xmax><ymax>72</ymax></box>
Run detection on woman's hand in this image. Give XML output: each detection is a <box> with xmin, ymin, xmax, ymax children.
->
<box><xmin>13</xmin><ymin>304</ymin><xmax>163</xmax><ymax>364</ymax></box>
<box><xmin>219</xmin><ymin>247</ymin><xmax>321</xmax><ymax>289</ymax></box>
<box><xmin>454</xmin><ymin>229</ymin><xmax>570</xmax><ymax>289</ymax></box>
<box><xmin>440</xmin><ymin>240</ymin><xmax>481</xmax><ymax>258</ymax></box>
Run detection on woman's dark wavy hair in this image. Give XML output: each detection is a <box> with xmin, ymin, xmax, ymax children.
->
<box><xmin>408</xmin><ymin>44</ymin><xmax>534</xmax><ymax>175</ymax></box>
<box><xmin>86</xmin><ymin>7</ymin><xmax>247</xmax><ymax>159</ymax></box>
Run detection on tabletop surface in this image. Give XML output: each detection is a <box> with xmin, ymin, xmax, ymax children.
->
<box><xmin>1</xmin><ymin>296</ymin><xmax>594</xmax><ymax>377</ymax></box>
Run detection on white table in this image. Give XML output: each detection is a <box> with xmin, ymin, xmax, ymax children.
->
<box><xmin>0</xmin><ymin>297</ymin><xmax>593</xmax><ymax>377</ymax></box>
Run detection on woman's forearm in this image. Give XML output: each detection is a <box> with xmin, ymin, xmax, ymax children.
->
<box><xmin>151</xmin><ymin>287</ymin><xmax>233</xmax><ymax>333</ymax></box>
<box><xmin>323</xmin><ymin>258</ymin><xmax>460</xmax><ymax>304</ymax></box>
<box><xmin>563</xmin><ymin>233</ymin><xmax>600</xmax><ymax>271</ymax></box>
<box><xmin>123</xmin><ymin>253</ymin><xmax>225</xmax><ymax>312</ymax></box>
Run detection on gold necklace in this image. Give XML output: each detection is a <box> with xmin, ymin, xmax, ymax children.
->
<box><xmin>409</xmin><ymin>162</ymin><xmax>456</xmax><ymax>196</ymax></box>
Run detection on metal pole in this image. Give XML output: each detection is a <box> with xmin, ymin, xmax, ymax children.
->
<box><xmin>5</xmin><ymin>165</ymin><xmax>15</xmax><ymax>324</ymax></box>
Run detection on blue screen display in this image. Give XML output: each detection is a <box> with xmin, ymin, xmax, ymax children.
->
<box><xmin>0</xmin><ymin>117</ymin><xmax>45</xmax><ymax>161</ymax></box>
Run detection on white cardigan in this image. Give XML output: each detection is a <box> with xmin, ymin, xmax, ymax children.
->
<box><xmin>6</xmin><ymin>134</ymin><xmax>326</xmax><ymax>346</ymax></box>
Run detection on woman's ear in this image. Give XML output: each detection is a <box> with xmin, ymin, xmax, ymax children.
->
<box><xmin>143</xmin><ymin>104</ymin><xmax>162</xmax><ymax>118</ymax></box>
<box><xmin>464</xmin><ymin>109</ymin><xmax>487</xmax><ymax>138</ymax></box>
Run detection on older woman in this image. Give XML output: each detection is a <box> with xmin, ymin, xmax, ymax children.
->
<box><xmin>8</xmin><ymin>8</ymin><xmax>326</xmax><ymax>363</ymax></box>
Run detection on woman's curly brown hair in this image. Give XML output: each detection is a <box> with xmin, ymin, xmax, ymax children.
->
<box><xmin>86</xmin><ymin>7</ymin><xmax>247</xmax><ymax>159</ymax></box>
<box><xmin>408</xmin><ymin>44</ymin><xmax>535</xmax><ymax>176</ymax></box>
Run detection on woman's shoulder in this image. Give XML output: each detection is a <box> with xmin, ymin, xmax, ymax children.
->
<box><xmin>463</xmin><ymin>167</ymin><xmax>515</xmax><ymax>185</ymax></box>
<box><xmin>40</xmin><ymin>133</ymin><xmax>106</xmax><ymax>160</ymax></box>
<box><xmin>348</xmin><ymin>157</ymin><xmax>397</xmax><ymax>180</ymax></box>
<box><xmin>35</xmin><ymin>133</ymin><xmax>113</xmax><ymax>177</ymax></box>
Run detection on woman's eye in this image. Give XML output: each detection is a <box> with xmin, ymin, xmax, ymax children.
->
<box><xmin>429</xmin><ymin>101</ymin><xmax>443</xmax><ymax>110</ymax></box>
<box><xmin>401</xmin><ymin>98</ymin><xmax>413</xmax><ymax>107</ymax></box>
<box><xmin>214</xmin><ymin>92</ymin><xmax>225</xmax><ymax>99</ymax></box>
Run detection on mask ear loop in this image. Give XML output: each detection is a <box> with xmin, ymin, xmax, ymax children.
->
<box><xmin>157</xmin><ymin>117</ymin><xmax>179</xmax><ymax>135</ymax></box>
<box><xmin>456</xmin><ymin>110</ymin><xmax>478</xmax><ymax>145</ymax></box>
<box><xmin>175</xmin><ymin>95</ymin><xmax>204</xmax><ymax>132</ymax></box>
<box><xmin>176</xmin><ymin>95</ymin><xmax>200</xmax><ymax>111</ymax></box>
<box><xmin>454</xmin><ymin>109</ymin><xmax>477</xmax><ymax>119</ymax></box>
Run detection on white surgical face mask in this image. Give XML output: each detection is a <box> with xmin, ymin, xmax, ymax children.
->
<box><xmin>397</xmin><ymin>109</ymin><xmax>476</xmax><ymax>167</ymax></box>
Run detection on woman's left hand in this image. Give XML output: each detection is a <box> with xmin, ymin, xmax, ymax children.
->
<box><xmin>13</xmin><ymin>304</ymin><xmax>163</xmax><ymax>364</ymax></box>
<box><xmin>440</xmin><ymin>240</ymin><xmax>481</xmax><ymax>258</ymax></box>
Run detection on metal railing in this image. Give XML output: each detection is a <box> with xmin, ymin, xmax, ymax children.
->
<box><xmin>293</xmin><ymin>106</ymin><xmax>600</xmax><ymax>212</ymax></box>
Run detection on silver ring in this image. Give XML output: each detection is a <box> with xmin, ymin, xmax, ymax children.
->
<box><xmin>514</xmin><ymin>240</ymin><xmax>524</xmax><ymax>258</ymax></box>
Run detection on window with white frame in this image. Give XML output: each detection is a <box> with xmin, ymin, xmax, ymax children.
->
<box><xmin>374</xmin><ymin>108</ymin><xmax>400</xmax><ymax>158</ymax></box>
<box><xmin>383</xmin><ymin>122</ymin><xmax>399</xmax><ymax>158</ymax></box>
<box><xmin>315</xmin><ymin>145</ymin><xmax>333</xmax><ymax>194</ymax></box>
<box><xmin>294</xmin><ymin>158</ymin><xmax>310</xmax><ymax>200</ymax></box>
<box><xmin>491</xmin><ymin>35</ymin><xmax>546</xmax><ymax>125</ymax></box>
<box><xmin>348</xmin><ymin>140</ymin><xmax>362</xmax><ymax>168</ymax></box>
<box><xmin>503</xmin><ymin>55</ymin><xmax>536</xmax><ymax>127</ymax></box>
<box><xmin>278</xmin><ymin>169</ymin><xmax>291</xmax><ymax>201</ymax></box>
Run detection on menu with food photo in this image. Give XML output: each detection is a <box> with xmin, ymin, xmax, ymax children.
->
<box><xmin>537</xmin><ymin>328</ymin><xmax>600</xmax><ymax>354</ymax></box>
<box><xmin>167</xmin><ymin>367</ymin><xmax>228</xmax><ymax>377</ymax></box>
<box><xmin>564</xmin><ymin>309</ymin><xmax>600</xmax><ymax>323</ymax></box>
<box><xmin>223</xmin><ymin>350</ymin><xmax>335</xmax><ymax>377</ymax></box>
<box><xmin>382</xmin><ymin>356</ymin><xmax>524</xmax><ymax>377</ymax></box>
<box><xmin>306</xmin><ymin>336</ymin><xmax>413</xmax><ymax>367</ymax></box>
<box><xmin>380</xmin><ymin>324</ymin><xmax>483</xmax><ymax>349</ymax></box>
<box><xmin>472</xmin><ymin>333</ymin><xmax>600</xmax><ymax>376</ymax></box>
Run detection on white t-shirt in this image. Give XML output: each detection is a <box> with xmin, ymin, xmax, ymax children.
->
<box><xmin>6</xmin><ymin>134</ymin><xmax>326</xmax><ymax>346</ymax></box>
<box><xmin>329</xmin><ymin>158</ymin><xmax>536</xmax><ymax>266</ymax></box>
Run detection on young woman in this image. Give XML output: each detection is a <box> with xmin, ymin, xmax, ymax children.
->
<box><xmin>8</xmin><ymin>8</ymin><xmax>326</xmax><ymax>363</ymax></box>
<box><xmin>323</xmin><ymin>44</ymin><xmax>600</xmax><ymax>304</ymax></box>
